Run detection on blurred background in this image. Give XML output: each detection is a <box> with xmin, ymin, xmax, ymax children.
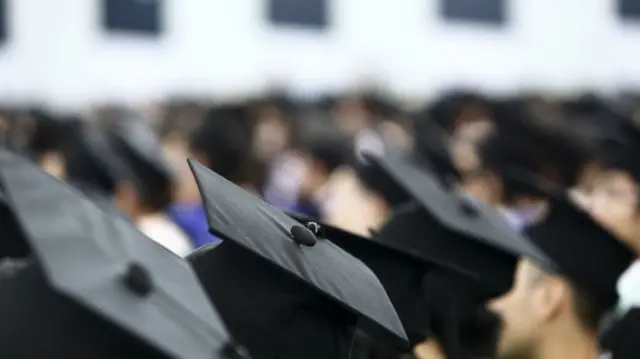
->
<box><xmin>2</xmin><ymin>0</ymin><xmax>640</xmax><ymax>256</ymax></box>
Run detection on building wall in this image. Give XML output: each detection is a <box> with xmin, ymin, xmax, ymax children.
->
<box><xmin>0</xmin><ymin>0</ymin><xmax>639</xmax><ymax>109</ymax></box>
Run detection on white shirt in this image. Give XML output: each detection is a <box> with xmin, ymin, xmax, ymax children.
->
<box><xmin>137</xmin><ymin>214</ymin><xmax>194</xmax><ymax>257</ymax></box>
<box><xmin>617</xmin><ymin>259</ymin><xmax>640</xmax><ymax>312</ymax></box>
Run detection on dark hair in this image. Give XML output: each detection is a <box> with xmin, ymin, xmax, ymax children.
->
<box><xmin>479</xmin><ymin>105</ymin><xmax>591</xmax><ymax>204</ymax></box>
<box><xmin>188</xmin><ymin>105</ymin><xmax>255</xmax><ymax>185</ymax></box>
<box><xmin>531</xmin><ymin>266</ymin><xmax>609</xmax><ymax>332</ymax></box>
<box><xmin>112</xmin><ymin>137</ymin><xmax>173</xmax><ymax>212</ymax></box>
<box><xmin>568</xmin><ymin>279</ymin><xmax>611</xmax><ymax>331</ymax></box>
<box><xmin>303</xmin><ymin>131</ymin><xmax>351</xmax><ymax>175</ymax></box>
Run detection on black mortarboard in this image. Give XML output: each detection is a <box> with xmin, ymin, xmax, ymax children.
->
<box><xmin>524</xmin><ymin>195</ymin><xmax>635</xmax><ymax>307</ymax></box>
<box><xmin>65</xmin><ymin>121</ymin><xmax>132</xmax><ymax>197</ymax></box>
<box><xmin>287</xmin><ymin>206</ymin><xmax>504</xmax><ymax>359</ymax></box>
<box><xmin>600</xmin><ymin>308</ymin><xmax>640</xmax><ymax>359</ymax></box>
<box><xmin>285</xmin><ymin>210</ymin><xmax>463</xmax><ymax>344</ymax></box>
<box><xmin>366</xmin><ymin>152</ymin><xmax>554</xmax><ymax>288</ymax></box>
<box><xmin>186</xmin><ymin>159</ymin><xmax>408</xmax><ymax>357</ymax></box>
<box><xmin>0</xmin><ymin>150</ymin><xmax>240</xmax><ymax>359</ymax></box>
<box><xmin>108</xmin><ymin>115</ymin><xmax>175</xmax><ymax>209</ymax></box>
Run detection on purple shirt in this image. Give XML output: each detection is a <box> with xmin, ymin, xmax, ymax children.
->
<box><xmin>168</xmin><ymin>204</ymin><xmax>218</xmax><ymax>249</ymax></box>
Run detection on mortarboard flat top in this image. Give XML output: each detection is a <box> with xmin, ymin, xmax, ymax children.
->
<box><xmin>0</xmin><ymin>150</ymin><xmax>240</xmax><ymax>359</ymax></box>
<box><xmin>524</xmin><ymin>196</ymin><xmax>635</xmax><ymax>307</ymax></box>
<box><xmin>78</xmin><ymin>123</ymin><xmax>132</xmax><ymax>183</ymax></box>
<box><xmin>365</xmin><ymin>153</ymin><xmax>554</xmax><ymax>269</ymax></box>
<box><xmin>108</xmin><ymin>116</ymin><xmax>173</xmax><ymax>182</ymax></box>
<box><xmin>187</xmin><ymin>158</ymin><xmax>408</xmax><ymax>348</ymax></box>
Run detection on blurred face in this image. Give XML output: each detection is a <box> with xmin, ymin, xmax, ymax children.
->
<box><xmin>254</xmin><ymin>108</ymin><xmax>290</xmax><ymax>160</ymax></box>
<box><xmin>590</xmin><ymin>170</ymin><xmax>640</xmax><ymax>251</ymax></box>
<box><xmin>488</xmin><ymin>259</ymin><xmax>566</xmax><ymax>359</ymax></box>
<box><xmin>450</xmin><ymin>119</ymin><xmax>493</xmax><ymax>174</ymax></box>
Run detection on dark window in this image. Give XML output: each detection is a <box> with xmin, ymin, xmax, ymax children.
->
<box><xmin>440</xmin><ymin>0</ymin><xmax>506</xmax><ymax>25</ymax></box>
<box><xmin>269</xmin><ymin>0</ymin><xmax>328</xmax><ymax>29</ymax></box>
<box><xmin>0</xmin><ymin>0</ymin><xmax>6</xmax><ymax>44</ymax></box>
<box><xmin>619</xmin><ymin>0</ymin><xmax>640</xmax><ymax>20</ymax></box>
<box><xmin>102</xmin><ymin>0</ymin><xmax>163</xmax><ymax>36</ymax></box>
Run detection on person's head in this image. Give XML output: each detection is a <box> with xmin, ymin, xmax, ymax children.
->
<box><xmin>188</xmin><ymin>104</ymin><xmax>262</xmax><ymax>192</ymax></box>
<box><xmin>469</xmin><ymin>106</ymin><xmax>590</xmax><ymax>211</ymax></box>
<box><xmin>590</xmin><ymin>169</ymin><xmax>640</xmax><ymax>253</ymax></box>
<box><xmin>298</xmin><ymin>125</ymin><xmax>351</xmax><ymax>199</ymax></box>
<box><xmin>488</xmin><ymin>258</ymin><xmax>608</xmax><ymax>359</ymax></box>
<box><xmin>589</xmin><ymin>123</ymin><xmax>640</xmax><ymax>253</ymax></box>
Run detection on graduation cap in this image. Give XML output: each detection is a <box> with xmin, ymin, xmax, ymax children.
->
<box><xmin>0</xmin><ymin>150</ymin><xmax>242</xmax><ymax>359</ymax></box>
<box><xmin>523</xmin><ymin>195</ymin><xmax>635</xmax><ymax>307</ymax></box>
<box><xmin>107</xmin><ymin>115</ymin><xmax>174</xmax><ymax>208</ymax></box>
<box><xmin>64</xmin><ymin>121</ymin><xmax>133</xmax><ymax>198</ymax></box>
<box><xmin>285</xmin><ymin>209</ymin><xmax>502</xmax><ymax>358</ymax></box>
<box><xmin>186</xmin><ymin>158</ymin><xmax>408</xmax><ymax>357</ymax></box>
<box><xmin>365</xmin><ymin>152</ymin><xmax>554</xmax><ymax>285</ymax></box>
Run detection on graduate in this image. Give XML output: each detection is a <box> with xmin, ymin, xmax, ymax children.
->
<box><xmin>486</xmin><ymin>196</ymin><xmax>635</xmax><ymax>359</ymax></box>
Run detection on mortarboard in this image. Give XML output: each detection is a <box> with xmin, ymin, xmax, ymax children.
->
<box><xmin>287</xmin><ymin>206</ymin><xmax>504</xmax><ymax>359</ymax></box>
<box><xmin>64</xmin><ymin>121</ymin><xmax>132</xmax><ymax>197</ymax></box>
<box><xmin>524</xmin><ymin>195</ymin><xmax>635</xmax><ymax>307</ymax></box>
<box><xmin>107</xmin><ymin>115</ymin><xmax>175</xmax><ymax>207</ymax></box>
<box><xmin>365</xmin><ymin>152</ymin><xmax>554</xmax><ymax>292</ymax></box>
<box><xmin>285</xmin><ymin>209</ymin><xmax>465</xmax><ymax>344</ymax></box>
<box><xmin>186</xmin><ymin>158</ymin><xmax>408</xmax><ymax>357</ymax></box>
<box><xmin>0</xmin><ymin>150</ymin><xmax>242</xmax><ymax>359</ymax></box>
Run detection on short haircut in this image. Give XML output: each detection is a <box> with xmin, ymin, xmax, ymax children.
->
<box><xmin>529</xmin><ymin>265</ymin><xmax>609</xmax><ymax>331</ymax></box>
<box><xmin>188</xmin><ymin>105</ymin><xmax>255</xmax><ymax>185</ymax></box>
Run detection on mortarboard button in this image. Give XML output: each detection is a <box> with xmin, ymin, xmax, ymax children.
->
<box><xmin>305</xmin><ymin>221</ymin><xmax>322</xmax><ymax>236</ymax></box>
<box><xmin>289</xmin><ymin>224</ymin><xmax>317</xmax><ymax>247</ymax></box>
<box><xmin>122</xmin><ymin>262</ymin><xmax>154</xmax><ymax>297</ymax></box>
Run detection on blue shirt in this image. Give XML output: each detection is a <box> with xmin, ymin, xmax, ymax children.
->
<box><xmin>168</xmin><ymin>204</ymin><xmax>218</xmax><ymax>249</ymax></box>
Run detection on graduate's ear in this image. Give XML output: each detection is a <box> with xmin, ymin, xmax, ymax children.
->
<box><xmin>530</xmin><ymin>273</ymin><xmax>567</xmax><ymax>323</ymax></box>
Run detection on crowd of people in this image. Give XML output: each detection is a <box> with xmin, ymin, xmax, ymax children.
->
<box><xmin>0</xmin><ymin>89</ymin><xmax>639</xmax><ymax>359</ymax></box>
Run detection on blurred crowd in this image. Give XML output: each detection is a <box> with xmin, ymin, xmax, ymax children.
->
<box><xmin>1</xmin><ymin>90</ymin><xmax>640</xmax><ymax>260</ymax></box>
